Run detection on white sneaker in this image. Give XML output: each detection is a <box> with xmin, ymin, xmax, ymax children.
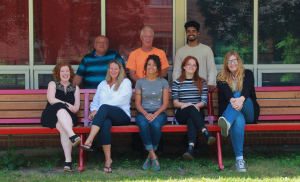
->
<box><xmin>235</xmin><ymin>159</ymin><xmax>247</xmax><ymax>172</ymax></box>
<box><xmin>218</xmin><ymin>116</ymin><xmax>229</xmax><ymax>137</ymax></box>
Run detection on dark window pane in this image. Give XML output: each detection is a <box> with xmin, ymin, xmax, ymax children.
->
<box><xmin>187</xmin><ymin>0</ymin><xmax>253</xmax><ymax>64</ymax></box>
<box><xmin>38</xmin><ymin>74</ymin><xmax>54</xmax><ymax>89</ymax></box>
<box><xmin>0</xmin><ymin>74</ymin><xmax>25</xmax><ymax>89</ymax></box>
<box><xmin>0</xmin><ymin>0</ymin><xmax>29</xmax><ymax>65</ymax></box>
<box><xmin>106</xmin><ymin>0</ymin><xmax>173</xmax><ymax>65</ymax></box>
<box><xmin>258</xmin><ymin>0</ymin><xmax>300</xmax><ymax>64</ymax></box>
<box><xmin>34</xmin><ymin>0</ymin><xmax>101</xmax><ymax>65</ymax></box>
<box><xmin>262</xmin><ymin>73</ymin><xmax>300</xmax><ymax>87</ymax></box>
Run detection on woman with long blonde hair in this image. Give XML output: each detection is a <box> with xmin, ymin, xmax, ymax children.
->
<box><xmin>80</xmin><ymin>59</ymin><xmax>132</xmax><ymax>173</ymax></box>
<box><xmin>217</xmin><ymin>51</ymin><xmax>260</xmax><ymax>172</ymax></box>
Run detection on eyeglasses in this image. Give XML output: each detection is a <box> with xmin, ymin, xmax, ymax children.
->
<box><xmin>95</xmin><ymin>41</ymin><xmax>109</xmax><ymax>45</ymax></box>
<box><xmin>227</xmin><ymin>59</ymin><xmax>238</xmax><ymax>64</ymax></box>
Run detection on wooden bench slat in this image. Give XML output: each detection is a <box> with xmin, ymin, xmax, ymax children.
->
<box><xmin>0</xmin><ymin>95</ymin><xmax>47</xmax><ymax>102</ymax></box>
<box><xmin>260</xmin><ymin>108</ymin><xmax>300</xmax><ymax>115</ymax></box>
<box><xmin>213</xmin><ymin>107</ymin><xmax>300</xmax><ymax>116</ymax></box>
<box><xmin>256</xmin><ymin>91</ymin><xmax>300</xmax><ymax>99</ymax></box>
<box><xmin>213</xmin><ymin>100</ymin><xmax>300</xmax><ymax>107</ymax></box>
<box><xmin>0</xmin><ymin>103</ymin><xmax>47</xmax><ymax>110</ymax></box>
<box><xmin>0</xmin><ymin>110</ymin><xmax>85</xmax><ymax>118</ymax></box>
<box><xmin>0</xmin><ymin>102</ymin><xmax>85</xmax><ymax>110</ymax></box>
<box><xmin>212</xmin><ymin>91</ymin><xmax>300</xmax><ymax>100</ymax></box>
<box><xmin>131</xmin><ymin>109</ymin><xmax>208</xmax><ymax>117</ymax></box>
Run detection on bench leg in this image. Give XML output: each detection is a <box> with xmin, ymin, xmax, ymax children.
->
<box><xmin>216</xmin><ymin>132</ymin><xmax>224</xmax><ymax>169</ymax></box>
<box><xmin>78</xmin><ymin>134</ymin><xmax>87</xmax><ymax>171</ymax></box>
<box><xmin>210</xmin><ymin>132</ymin><xmax>216</xmax><ymax>159</ymax></box>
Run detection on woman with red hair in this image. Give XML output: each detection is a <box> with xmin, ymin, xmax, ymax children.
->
<box><xmin>172</xmin><ymin>56</ymin><xmax>216</xmax><ymax>161</ymax></box>
<box><xmin>41</xmin><ymin>61</ymin><xmax>81</xmax><ymax>172</ymax></box>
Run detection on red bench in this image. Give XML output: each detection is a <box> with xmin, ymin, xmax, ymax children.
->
<box><xmin>0</xmin><ymin>88</ymin><xmax>223</xmax><ymax>171</ymax></box>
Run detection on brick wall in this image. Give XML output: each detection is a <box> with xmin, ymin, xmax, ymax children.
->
<box><xmin>1</xmin><ymin>131</ymin><xmax>300</xmax><ymax>148</ymax></box>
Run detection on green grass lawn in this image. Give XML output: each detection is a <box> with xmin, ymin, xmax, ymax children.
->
<box><xmin>1</xmin><ymin>147</ymin><xmax>300</xmax><ymax>182</ymax></box>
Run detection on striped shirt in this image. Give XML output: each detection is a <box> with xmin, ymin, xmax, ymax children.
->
<box><xmin>76</xmin><ymin>49</ymin><xmax>125</xmax><ymax>89</ymax></box>
<box><xmin>172</xmin><ymin>79</ymin><xmax>208</xmax><ymax>106</ymax></box>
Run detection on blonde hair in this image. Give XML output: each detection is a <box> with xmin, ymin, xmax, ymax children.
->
<box><xmin>216</xmin><ymin>51</ymin><xmax>245</xmax><ymax>92</ymax></box>
<box><xmin>140</xmin><ymin>26</ymin><xmax>154</xmax><ymax>36</ymax></box>
<box><xmin>105</xmin><ymin>59</ymin><xmax>125</xmax><ymax>91</ymax></box>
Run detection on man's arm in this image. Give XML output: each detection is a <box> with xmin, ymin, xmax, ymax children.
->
<box><xmin>129</xmin><ymin>69</ymin><xmax>140</xmax><ymax>84</ymax></box>
<box><xmin>73</xmin><ymin>75</ymin><xmax>83</xmax><ymax>86</ymax></box>
<box><xmin>160</xmin><ymin>68</ymin><xmax>168</xmax><ymax>78</ymax></box>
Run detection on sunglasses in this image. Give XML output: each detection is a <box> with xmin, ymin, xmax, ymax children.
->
<box><xmin>227</xmin><ymin>59</ymin><xmax>238</xmax><ymax>64</ymax></box>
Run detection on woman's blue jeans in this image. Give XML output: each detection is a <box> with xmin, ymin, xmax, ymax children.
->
<box><xmin>222</xmin><ymin>92</ymin><xmax>255</xmax><ymax>157</ymax></box>
<box><xmin>135</xmin><ymin>111</ymin><xmax>167</xmax><ymax>151</ymax></box>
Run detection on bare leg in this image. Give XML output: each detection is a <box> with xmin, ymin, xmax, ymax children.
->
<box><xmin>57</xmin><ymin>109</ymin><xmax>75</xmax><ymax>137</ymax></box>
<box><xmin>56</xmin><ymin>121</ymin><xmax>72</xmax><ymax>170</ymax></box>
<box><xmin>102</xmin><ymin>145</ymin><xmax>113</xmax><ymax>172</ymax></box>
<box><xmin>83</xmin><ymin>125</ymin><xmax>100</xmax><ymax>148</ymax></box>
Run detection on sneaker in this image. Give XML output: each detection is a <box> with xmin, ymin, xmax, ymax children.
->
<box><xmin>218</xmin><ymin>116</ymin><xmax>229</xmax><ymax>137</ymax></box>
<box><xmin>235</xmin><ymin>159</ymin><xmax>247</xmax><ymax>172</ymax></box>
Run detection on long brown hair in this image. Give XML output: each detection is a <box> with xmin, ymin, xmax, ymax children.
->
<box><xmin>178</xmin><ymin>56</ymin><xmax>206</xmax><ymax>95</ymax></box>
<box><xmin>216</xmin><ymin>51</ymin><xmax>245</xmax><ymax>92</ymax></box>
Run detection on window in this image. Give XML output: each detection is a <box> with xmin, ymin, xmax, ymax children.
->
<box><xmin>187</xmin><ymin>0</ymin><xmax>254</xmax><ymax>64</ymax></box>
<box><xmin>0</xmin><ymin>74</ymin><xmax>25</xmax><ymax>89</ymax></box>
<box><xmin>106</xmin><ymin>0</ymin><xmax>173</xmax><ymax>65</ymax></box>
<box><xmin>0</xmin><ymin>0</ymin><xmax>29</xmax><ymax>65</ymax></box>
<box><xmin>34</xmin><ymin>0</ymin><xmax>101</xmax><ymax>65</ymax></box>
<box><xmin>258</xmin><ymin>0</ymin><xmax>300</xmax><ymax>64</ymax></box>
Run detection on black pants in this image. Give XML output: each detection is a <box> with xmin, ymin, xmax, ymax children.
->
<box><xmin>175</xmin><ymin>105</ymin><xmax>206</xmax><ymax>144</ymax></box>
<box><xmin>93</xmin><ymin>104</ymin><xmax>130</xmax><ymax>145</ymax></box>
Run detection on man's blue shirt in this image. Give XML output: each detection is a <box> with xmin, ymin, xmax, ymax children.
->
<box><xmin>76</xmin><ymin>49</ymin><xmax>125</xmax><ymax>89</ymax></box>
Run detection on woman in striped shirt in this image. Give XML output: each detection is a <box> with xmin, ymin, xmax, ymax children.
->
<box><xmin>172</xmin><ymin>56</ymin><xmax>216</xmax><ymax>161</ymax></box>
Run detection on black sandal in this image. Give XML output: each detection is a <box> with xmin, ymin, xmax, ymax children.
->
<box><xmin>69</xmin><ymin>135</ymin><xmax>81</xmax><ymax>147</ymax></box>
<box><xmin>64</xmin><ymin>162</ymin><xmax>72</xmax><ymax>172</ymax></box>
<box><xmin>80</xmin><ymin>142</ymin><xmax>94</xmax><ymax>151</ymax></box>
<box><xmin>103</xmin><ymin>166</ymin><xmax>112</xmax><ymax>173</ymax></box>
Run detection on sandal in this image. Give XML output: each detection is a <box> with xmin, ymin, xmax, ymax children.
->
<box><xmin>80</xmin><ymin>142</ymin><xmax>94</xmax><ymax>151</ymax></box>
<box><xmin>151</xmin><ymin>158</ymin><xmax>161</xmax><ymax>171</ymax></box>
<box><xmin>103</xmin><ymin>166</ymin><xmax>112</xmax><ymax>173</ymax></box>
<box><xmin>64</xmin><ymin>162</ymin><xmax>72</xmax><ymax>172</ymax></box>
<box><xmin>142</xmin><ymin>158</ymin><xmax>151</xmax><ymax>170</ymax></box>
<box><xmin>69</xmin><ymin>135</ymin><xmax>81</xmax><ymax>147</ymax></box>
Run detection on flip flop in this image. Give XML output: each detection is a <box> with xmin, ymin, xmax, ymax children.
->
<box><xmin>80</xmin><ymin>143</ymin><xmax>94</xmax><ymax>151</ymax></box>
<box><xmin>103</xmin><ymin>166</ymin><xmax>112</xmax><ymax>173</ymax></box>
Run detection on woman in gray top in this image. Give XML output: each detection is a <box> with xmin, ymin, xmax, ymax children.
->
<box><xmin>135</xmin><ymin>55</ymin><xmax>169</xmax><ymax>171</ymax></box>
